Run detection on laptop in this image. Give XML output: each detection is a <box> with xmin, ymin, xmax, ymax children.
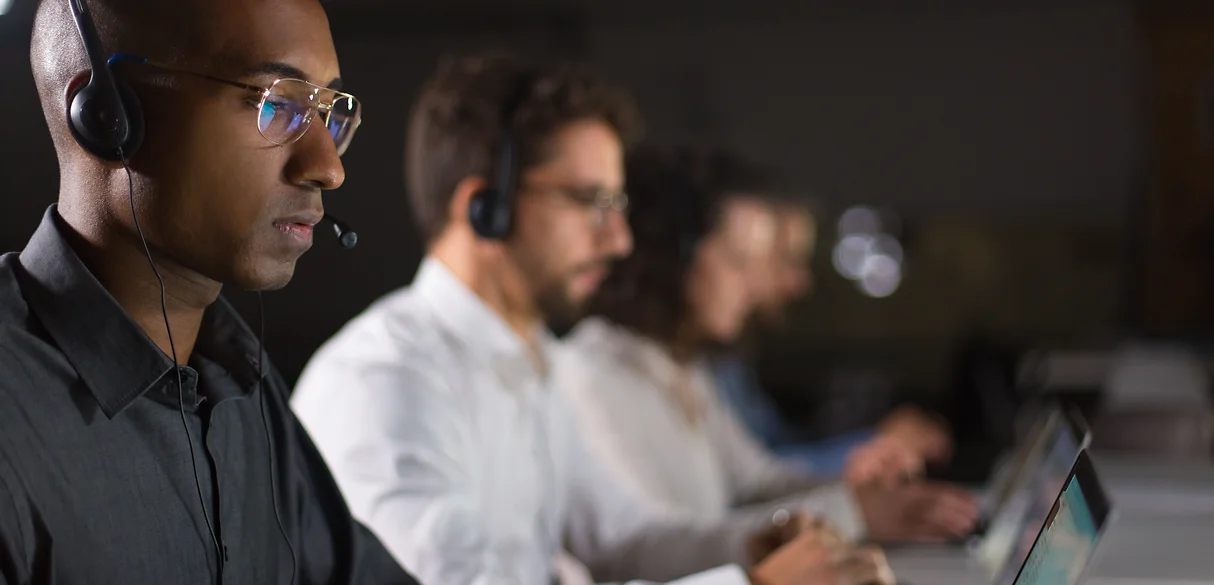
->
<box><xmin>973</xmin><ymin>406</ymin><xmax>1091</xmax><ymax>582</ymax></box>
<box><xmin>1008</xmin><ymin>450</ymin><xmax>1115</xmax><ymax>585</ymax></box>
<box><xmin>892</xmin><ymin>449</ymin><xmax>1113</xmax><ymax>585</ymax></box>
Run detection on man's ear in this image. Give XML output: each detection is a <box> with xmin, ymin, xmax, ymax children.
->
<box><xmin>63</xmin><ymin>70</ymin><xmax>92</xmax><ymax>112</ymax></box>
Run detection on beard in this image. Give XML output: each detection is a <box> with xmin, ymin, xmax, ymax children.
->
<box><xmin>537</xmin><ymin>259</ymin><xmax>615</xmax><ymax>332</ymax></box>
<box><xmin>536</xmin><ymin>281</ymin><xmax>586</xmax><ymax>337</ymax></box>
<box><xmin>506</xmin><ymin>243</ymin><xmax>615</xmax><ymax>335</ymax></box>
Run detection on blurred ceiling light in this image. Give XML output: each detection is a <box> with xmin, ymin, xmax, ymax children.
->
<box><xmin>833</xmin><ymin>204</ymin><xmax>906</xmax><ymax>298</ymax></box>
<box><xmin>838</xmin><ymin>205</ymin><xmax>881</xmax><ymax>236</ymax></box>
<box><xmin>871</xmin><ymin>233</ymin><xmax>903</xmax><ymax>265</ymax></box>
<box><xmin>0</xmin><ymin>0</ymin><xmax>11</xmax><ymax>15</ymax></box>
<box><xmin>832</xmin><ymin>234</ymin><xmax>872</xmax><ymax>280</ymax></box>
<box><xmin>858</xmin><ymin>254</ymin><xmax>902</xmax><ymax>298</ymax></box>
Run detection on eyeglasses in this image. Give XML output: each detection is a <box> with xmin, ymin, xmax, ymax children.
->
<box><xmin>107</xmin><ymin>54</ymin><xmax>362</xmax><ymax>156</ymax></box>
<box><xmin>525</xmin><ymin>184</ymin><xmax>630</xmax><ymax>229</ymax></box>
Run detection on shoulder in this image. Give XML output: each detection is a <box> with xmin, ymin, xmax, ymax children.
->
<box><xmin>291</xmin><ymin>286</ymin><xmax>469</xmax><ymax>420</ymax></box>
<box><xmin>553</xmin><ymin>319</ymin><xmax>646</xmax><ymax>407</ymax></box>
<box><xmin>0</xmin><ymin>253</ymin><xmax>67</xmax><ymax>423</ymax></box>
<box><xmin>0</xmin><ymin>254</ymin><xmax>35</xmax><ymax>356</ymax></box>
<box><xmin>300</xmin><ymin>287</ymin><xmax>450</xmax><ymax>375</ymax></box>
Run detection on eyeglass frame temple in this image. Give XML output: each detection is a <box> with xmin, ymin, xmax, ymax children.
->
<box><xmin>107</xmin><ymin>53</ymin><xmax>361</xmax><ymax>126</ymax></box>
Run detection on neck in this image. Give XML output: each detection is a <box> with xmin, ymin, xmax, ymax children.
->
<box><xmin>430</xmin><ymin>234</ymin><xmax>542</xmax><ymax>350</ymax></box>
<box><xmin>59</xmin><ymin>197</ymin><xmax>221</xmax><ymax>365</ymax></box>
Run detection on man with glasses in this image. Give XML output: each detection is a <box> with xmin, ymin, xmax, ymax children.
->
<box><xmin>0</xmin><ymin>0</ymin><xmax>413</xmax><ymax>584</ymax></box>
<box><xmin>292</xmin><ymin>53</ymin><xmax>886</xmax><ymax>585</ymax></box>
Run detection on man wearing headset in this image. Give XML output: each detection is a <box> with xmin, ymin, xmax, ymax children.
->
<box><xmin>292</xmin><ymin>53</ymin><xmax>889</xmax><ymax>585</ymax></box>
<box><xmin>0</xmin><ymin>1</ymin><xmax>415</xmax><ymax>583</ymax></box>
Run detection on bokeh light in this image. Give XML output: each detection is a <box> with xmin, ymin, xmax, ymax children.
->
<box><xmin>832</xmin><ymin>205</ymin><xmax>905</xmax><ymax>298</ymax></box>
<box><xmin>858</xmin><ymin>254</ymin><xmax>902</xmax><ymax>298</ymax></box>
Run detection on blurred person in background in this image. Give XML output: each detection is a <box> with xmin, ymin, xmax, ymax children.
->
<box><xmin>292</xmin><ymin>53</ymin><xmax>887</xmax><ymax>585</ymax></box>
<box><xmin>713</xmin><ymin>197</ymin><xmax>955</xmax><ymax>486</ymax></box>
<box><xmin>555</xmin><ymin>146</ymin><xmax>979</xmax><ymax>546</ymax></box>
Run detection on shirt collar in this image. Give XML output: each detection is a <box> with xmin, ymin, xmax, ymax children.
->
<box><xmin>412</xmin><ymin>256</ymin><xmax>553</xmax><ymax>378</ymax></box>
<box><xmin>16</xmin><ymin>205</ymin><xmax>264</xmax><ymax>418</ymax></box>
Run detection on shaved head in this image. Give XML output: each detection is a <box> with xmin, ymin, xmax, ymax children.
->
<box><xmin>29</xmin><ymin>0</ymin><xmax>348</xmax><ymax>293</ymax></box>
<box><xmin>32</xmin><ymin>0</ymin><xmax>217</xmax><ymax>156</ymax></box>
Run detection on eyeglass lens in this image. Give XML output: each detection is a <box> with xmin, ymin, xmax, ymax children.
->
<box><xmin>256</xmin><ymin>79</ymin><xmax>361</xmax><ymax>155</ymax></box>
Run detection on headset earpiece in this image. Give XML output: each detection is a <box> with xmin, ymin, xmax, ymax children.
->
<box><xmin>467</xmin><ymin>71</ymin><xmax>536</xmax><ymax>241</ymax></box>
<box><xmin>68</xmin><ymin>79</ymin><xmax>145</xmax><ymax>161</ymax></box>
<box><xmin>65</xmin><ymin>0</ymin><xmax>145</xmax><ymax>161</ymax></box>
<box><xmin>468</xmin><ymin>186</ymin><xmax>513</xmax><ymax>240</ymax></box>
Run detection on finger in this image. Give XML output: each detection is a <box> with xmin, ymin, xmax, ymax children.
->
<box><xmin>803</xmin><ymin>515</ymin><xmax>848</xmax><ymax>549</ymax></box>
<box><xmin>788</xmin><ymin>525</ymin><xmax>830</xmax><ymax>552</ymax></box>
<box><xmin>923</xmin><ymin>484</ymin><xmax>981</xmax><ymax>517</ymax></box>
<box><xmin>795</xmin><ymin>513</ymin><xmax>822</xmax><ymax>535</ymax></box>
<box><xmin>893</xmin><ymin>454</ymin><xmax>926</xmax><ymax>484</ymax></box>
<box><xmin>845</xmin><ymin>459</ymin><xmax>882</xmax><ymax>487</ymax></box>
<box><xmin>832</xmin><ymin>551</ymin><xmax>883</xmax><ymax>585</ymax></box>
<box><xmin>854</xmin><ymin>547</ymin><xmax>897</xmax><ymax>585</ymax></box>
<box><xmin>782</xmin><ymin>512</ymin><xmax>816</xmax><ymax>543</ymax></box>
<box><xmin>923</xmin><ymin>504</ymin><xmax>979</xmax><ymax>537</ymax></box>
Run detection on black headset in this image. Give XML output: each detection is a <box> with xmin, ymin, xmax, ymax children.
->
<box><xmin>65</xmin><ymin>0</ymin><xmax>356</xmax><ymax>251</ymax></box>
<box><xmin>66</xmin><ymin>0</ymin><xmax>144</xmax><ymax>161</ymax></box>
<box><xmin>467</xmin><ymin>70</ymin><xmax>538</xmax><ymax>240</ymax></box>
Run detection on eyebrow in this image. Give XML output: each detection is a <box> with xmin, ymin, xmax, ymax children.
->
<box><xmin>243</xmin><ymin>61</ymin><xmax>344</xmax><ymax>90</ymax></box>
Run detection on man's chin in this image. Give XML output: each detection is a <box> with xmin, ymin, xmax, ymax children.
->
<box><xmin>539</xmin><ymin>293</ymin><xmax>590</xmax><ymax>335</ymax></box>
<box><xmin>233</xmin><ymin>261</ymin><xmax>297</xmax><ymax>292</ymax></box>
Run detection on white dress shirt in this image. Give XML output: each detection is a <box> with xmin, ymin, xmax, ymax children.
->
<box><xmin>554</xmin><ymin>318</ymin><xmax>866</xmax><ymax>541</ymax></box>
<box><xmin>292</xmin><ymin>258</ymin><xmax>754</xmax><ymax>585</ymax></box>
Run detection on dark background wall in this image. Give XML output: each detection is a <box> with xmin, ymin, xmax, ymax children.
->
<box><xmin>0</xmin><ymin>0</ymin><xmax>1142</xmax><ymax>396</ymax></box>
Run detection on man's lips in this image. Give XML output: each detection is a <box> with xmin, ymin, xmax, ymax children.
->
<box><xmin>273</xmin><ymin>211</ymin><xmax>323</xmax><ymax>241</ymax></box>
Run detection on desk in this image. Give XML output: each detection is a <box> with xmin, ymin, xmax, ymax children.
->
<box><xmin>889</xmin><ymin>514</ymin><xmax>1214</xmax><ymax>585</ymax></box>
<box><xmin>890</xmin><ymin>453</ymin><xmax>1214</xmax><ymax>585</ymax></box>
<box><xmin>1095</xmin><ymin>453</ymin><xmax>1214</xmax><ymax>515</ymax></box>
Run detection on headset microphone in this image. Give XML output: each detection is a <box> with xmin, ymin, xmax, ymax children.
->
<box><xmin>322</xmin><ymin>214</ymin><xmax>358</xmax><ymax>249</ymax></box>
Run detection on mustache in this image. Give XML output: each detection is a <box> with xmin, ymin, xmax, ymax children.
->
<box><xmin>571</xmin><ymin>255</ymin><xmax>623</xmax><ymax>277</ymax></box>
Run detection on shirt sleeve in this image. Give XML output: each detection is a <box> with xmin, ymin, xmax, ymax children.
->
<box><xmin>292</xmin><ymin>355</ymin><xmax>530</xmax><ymax>585</ymax></box>
<box><xmin>557</xmin><ymin>391</ymin><xmax>754</xmax><ymax>584</ymax></box>
<box><xmin>700</xmin><ymin>369</ymin><xmax>866</xmax><ymax>540</ymax></box>
<box><xmin>266</xmin><ymin>367</ymin><xmax>419</xmax><ymax>585</ymax></box>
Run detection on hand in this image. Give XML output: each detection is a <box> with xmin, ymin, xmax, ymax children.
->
<box><xmin>877</xmin><ymin>406</ymin><xmax>953</xmax><ymax>463</ymax></box>
<box><xmin>843</xmin><ymin>436</ymin><xmax>925</xmax><ymax>488</ymax></box>
<box><xmin>746</xmin><ymin>511</ymin><xmax>834</xmax><ymax>565</ymax></box>
<box><xmin>854</xmin><ymin>481</ymin><xmax>979</xmax><ymax>544</ymax></box>
<box><xmin>749</xmin><ymin>533</ymin><xmax>894</xmax><ymax>585</ymax></box>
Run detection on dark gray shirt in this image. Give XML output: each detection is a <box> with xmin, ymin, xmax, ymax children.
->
<box><xmin>0</xmin><ymin>207</ymin><xmax>419</xmax><ymax>585</ymax></box>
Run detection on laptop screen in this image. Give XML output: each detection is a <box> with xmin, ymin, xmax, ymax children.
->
<box><xmin>982</xmin><ymin>408</ymin><xmax>1089</xmax><ymax>582</ymax></box>
<box><xmin>1012</xmin><ymin>451</ymin><xmax>1113</xmax><ymax>585</ymax></box>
